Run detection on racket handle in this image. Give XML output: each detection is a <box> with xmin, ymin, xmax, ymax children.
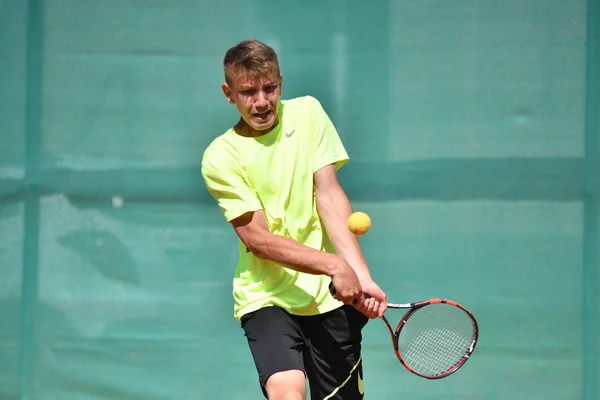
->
<box><xmin>328</xmin><ymin>282</ymin><xmax>371</xmax><ymax>300</ymax></box>
<box><xmin>328</xmin><ymin>281</ymin><xmax>336</xmax><ymax>295</ymax></box>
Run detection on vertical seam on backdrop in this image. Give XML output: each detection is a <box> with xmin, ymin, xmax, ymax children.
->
<box><xmin>20</xmin><ymin>0</ymin><xmax>44</xmax><ymax>398</ymax></box>
<box><xmin>583</xmin><ymin>0</ymin><xmax>599</xmax><ymax>399</ymax></box>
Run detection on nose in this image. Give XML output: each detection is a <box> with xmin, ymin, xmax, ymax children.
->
<box><xmin>254</xmin><ymin>90</ymin><xmax>269</xmax><ymax>109</ymax></box>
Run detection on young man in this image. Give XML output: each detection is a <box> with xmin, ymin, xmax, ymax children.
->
<box><xmin>201</xmin><ymin>39</ymin><xmax>387</xmax><ymax>400</ymax></box>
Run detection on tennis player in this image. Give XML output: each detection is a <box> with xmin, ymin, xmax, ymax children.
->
<box><xmin>201</xmin><ymin>39</ymin><xmax>387</xmax><ymax>400</ymax></box>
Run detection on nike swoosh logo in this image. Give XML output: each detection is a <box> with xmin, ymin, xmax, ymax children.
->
<box><xmin>285</xmin><ymin>129</ymin><xmax>295</xmax><ymax>138</ymax></box>
<box><xmin>358</xmin><ymin>370</ymin><xmax>364</xmax><ymax>395</ymax></box>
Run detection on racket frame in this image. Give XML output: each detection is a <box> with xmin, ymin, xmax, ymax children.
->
<box><xmin>327</xmin><ymin>282</ymin><xmax>478</xmax><ymax>379</ymax></box>
<box><xmin>381</xmin><ymin>298</ymin><xmax>479</xmax><ymax>379</ymax></box>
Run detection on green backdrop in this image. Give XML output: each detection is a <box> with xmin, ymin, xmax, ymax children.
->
<box><xmin>1</xmin><ymin>1</ymin><xmax>598</xmax><ymax>399</ymax></box>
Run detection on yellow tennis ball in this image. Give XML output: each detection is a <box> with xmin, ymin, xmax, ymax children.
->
<box><xmin>348</xmin><ymin>212</ymin><xmax>371</xmax><ymax>236</ymax></box>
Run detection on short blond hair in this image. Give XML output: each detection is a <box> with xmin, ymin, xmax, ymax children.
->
<box><xmin>223</xmin><ymin>39</ymin><xmax>280</xmax><ymax>86</ymax></box>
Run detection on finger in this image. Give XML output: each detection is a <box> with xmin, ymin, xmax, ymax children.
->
<box><xmin>355</xmin><ymin>295</ymin><xmax>367</xmax><ymax>309</ymax></box>
<box><xmin>368</xmin><ymin>298</ymin><xmax>379</xmax><ymax>313</ymax></box>
<box><xmin>360</xmin><ymin>298</ymin><xmax>376</xmax><ymax>319</ymax></box>
<box><xmin>380</xmin><ymin>293</ymin><xmax>388</xmax><ymax>315</ymax></box>
<box><xmin>358</xmin><ymin>306</ymin><xmax>375</xmax><ymax>319</ymax></box>
<box><xmin>346</xmin><ymin>295</ymin><xmax>358</xmax><ymax>306</ymax></box>
<box><xmin>369</xmin><ymin>300</ymin><xmax>380</xmax><ymax>319</ymax></box>
<box><xmin>338</xmin><ymin>285</ymin><xmax>360</xmax><ymax>305</ymax></box>
<box><xmin>364</xmin><ymin>298</ymin><xmax>375</xmax><ymax>311</ymax></box>
<box><xmin>355</xmin><ymin>297</ymin><xmax>370</xmax><ymax>313</ymax></box>
<box><xmin>356</xmin><ymin>289</ymin><xmax>364</xmax><ymax>302</ymax></box>
<box><xmin>372</xmin><ymin>300</ymin><xmax>380</xmax><ymax>315</ymax></box>
<box><xmin>378</xmin><ymin>301</ymin><xmax>387</xmax><ymax>317</ymax></box>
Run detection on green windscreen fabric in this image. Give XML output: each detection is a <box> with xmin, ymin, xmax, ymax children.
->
<box><xmin>0</xmin><ymin>1</ymin><xmax>598</xmax><ymax>399</ymax></box>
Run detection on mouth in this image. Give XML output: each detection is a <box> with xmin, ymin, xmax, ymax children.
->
<box><xmin>253</xmin><ymin>111</ymin><xmax>271</xmax><ymax>121</ymax></box>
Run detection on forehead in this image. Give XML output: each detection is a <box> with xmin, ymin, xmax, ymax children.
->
<box><xmin>230</xmin><ymin>70</ymin><xmax>279</xmax><ymax>90</ymax></box>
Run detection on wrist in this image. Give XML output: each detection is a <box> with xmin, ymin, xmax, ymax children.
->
<box><xmin>323</xmin><ymin>254</ymin><xmax>345</xmax><ymax>277</ymax></box>
<box><xmin>348</xmin><ymin>262</ymin><xmax>372</xmax><ymax>284</ymax></box>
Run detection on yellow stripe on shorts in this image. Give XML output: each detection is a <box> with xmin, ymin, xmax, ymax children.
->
<box><xmin>322</xmin><ymin>355</ymin><xmax>362</xmax><ymax>400</ymax></box>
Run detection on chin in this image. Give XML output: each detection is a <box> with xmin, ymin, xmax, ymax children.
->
<box><xmin>251</xmin><ymin>117</ymin><xmax>277</xmax><ymax>131</ymax></box>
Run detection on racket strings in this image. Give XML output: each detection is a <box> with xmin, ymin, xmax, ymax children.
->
<box><xmin>399</xmin><ymin>304</ymin><xmax>474</xmax><ymax>376</ymax></box>
<box><xmin>406</xmin><ymin>328</ymin><xmax>466</xmax><ymax>374</ymax></box>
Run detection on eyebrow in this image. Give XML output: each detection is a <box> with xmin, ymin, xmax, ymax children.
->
<box><xmin>239</xmin><ymin>80</ymin><xmax>278</xmax><ymax>90</ymax></box>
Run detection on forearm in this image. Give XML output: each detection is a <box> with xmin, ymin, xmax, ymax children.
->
<box><xmin>316</xmin><ymin>185</ymin><xmax>374</xmax><ymax>283</ymax></box>
<box><xmin>248</xmin><ymin>230</ymin><xmax>341</xmax><ymax>277</ymax></box>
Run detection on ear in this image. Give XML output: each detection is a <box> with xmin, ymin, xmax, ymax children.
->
<box><xmin>278</xmin><ymin>74</ymin><xmax>283</xmax><ymax>95</ymax></box>
<box><xmin>222</xmin><ymin>82</ymin><xmax>235</xmax><ymax>104</ymax></box>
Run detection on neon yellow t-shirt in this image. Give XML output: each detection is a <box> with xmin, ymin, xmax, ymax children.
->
<box><xmin>201</xmin><ymin>96</ymin><xmax>348</xmax><ymax>320</ymax></box>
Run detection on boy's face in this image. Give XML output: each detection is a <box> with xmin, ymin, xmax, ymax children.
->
<box><xmin>222</xmin><ymin>71</ymin><xmax>282</xmax><ymax>135</ymax></box>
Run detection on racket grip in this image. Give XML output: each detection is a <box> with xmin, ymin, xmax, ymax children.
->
<box><xmin>328</xmin><ymin>282</ymin><xmax>371</xmax><ymax>299</ymax></box>
<box><xmin>328</xmin><ymin>281</ymin><xmax>336</xmax><ymax>295</ymax></box>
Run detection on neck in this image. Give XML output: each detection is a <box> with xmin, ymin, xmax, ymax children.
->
<box><xmin>234</xmin><ymin>117</ymin><xmax>279</xmax><ymax>137</ymax></box>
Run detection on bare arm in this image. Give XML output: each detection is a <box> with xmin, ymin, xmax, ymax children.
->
<box><xmin>231</xmin><ymin>210</ymin><xmax>337</xmax><ymax>275</ymax></box>
<box><xmin>231</xmin><ymin>209</ymin><xmax>363</xmax><ymax>304</ymax></box>
<box><xmin>313</xmin><ymin>164</ymin><xmax>372</xmax><ymax>282</ymax></box>
<box><xmin>314</xmin><ymin>164</ymin><xmax>387</xmax><ymax>317</ymax></box>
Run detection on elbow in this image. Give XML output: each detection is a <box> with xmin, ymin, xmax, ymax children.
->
<box><xmin>245</xmin><ymin>242</ymin><xmax>262</xmax><ymax>258</ymax></box>
<box><xmin>315</xmin><ymin>185</ymin><xmax>346</xmax><ymax>217</ymax></box>
<box><xmin>243</xmin><ymin>232</ymin><xmax>269</xmax><ymax>259</ymax></box>
<box><xmin>316</xmin><ymin>198</ymin><xmax>336</xmax><ymax>223</ymax></box>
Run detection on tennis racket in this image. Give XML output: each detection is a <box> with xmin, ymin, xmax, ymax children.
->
<box><xmin>329</xmin><ymin>282</ymin><xmax>478</xmax><ymax>379</ymax></box>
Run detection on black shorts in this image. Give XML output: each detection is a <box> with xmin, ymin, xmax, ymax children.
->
<box><xmin>240</xmin><ymin>305</ymin><xmax>369</xmax><ymax>399</ymax></box>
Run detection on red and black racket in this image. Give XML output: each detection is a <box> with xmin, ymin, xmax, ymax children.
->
<box><xmin>329</xmin><ymin>282</ymin><xmax>478</xmax><ymax>379</ymax></box>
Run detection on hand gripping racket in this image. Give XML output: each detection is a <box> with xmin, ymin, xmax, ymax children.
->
<box><xmin>329</xmin><ymin>282</ymin><xmax>478</xmax><ymax>379</ymax></box>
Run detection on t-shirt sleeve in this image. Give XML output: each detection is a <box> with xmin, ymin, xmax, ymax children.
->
<box><xmin>201</xmin><ymin>143</ymin><xmax>262</xmax><ymax>222</ymax></box>
<box><xmin>309</xmin><ymin>96</ymin><xmax>350</xmax><ymax>173</ymax></box>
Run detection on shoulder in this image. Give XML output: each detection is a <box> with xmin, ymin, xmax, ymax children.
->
<box><xmin>283</xmin><ymin>95</ymin><xmax>322</xmax><ymax>110</ymax></box>
<box><xmin>201</xmin><ymin>134</ymin><xmax>225</xmax><ymax>165</ymax></box>
<box><xmin>281</xmin><ymin>96</ymin><xmax>329</xmax><ymax>124</ymax></box>
<box><xmin>201</xmin><ymin>130</ymin><xmax>239</xmax><ymax>175</ymax></box>
<box><xmin>202</xmin><ymin>128</ymin><xmax>239</xmax><ymax>159</ymax></box>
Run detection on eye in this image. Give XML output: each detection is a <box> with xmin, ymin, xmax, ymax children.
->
<box><xmin>241</xmin><ymin>89</ymin><xmax>255</xmax><ymax>96</ymax></box>
<box><xmin>264</xmin><ymin>85</ymin><xmax>278</xmax><ymax>93</ymax></box>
